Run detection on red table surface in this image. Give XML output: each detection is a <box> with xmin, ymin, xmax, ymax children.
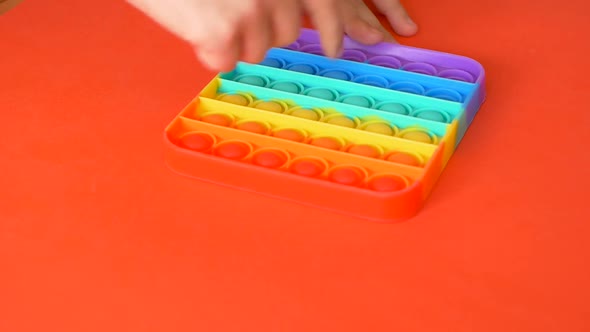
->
<box><xmin>1</xmin><ymin>1</ymin><xmax>589</xmax><ymax>331</ymax></box>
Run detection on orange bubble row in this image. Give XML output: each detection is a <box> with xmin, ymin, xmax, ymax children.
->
<box><xmin>197</xmin><ymin>110</ymin><xmax>425</xmax><ymax>168</ymax></box>
<box><xmin>215</xmin><ymin>92</ymin><xmax>439</xmax><ymax>145</ymax></box>
<box><xmin>176</xmin><ymin>131</ymin><xmax>412</xmax><ymax>192</ymax></box>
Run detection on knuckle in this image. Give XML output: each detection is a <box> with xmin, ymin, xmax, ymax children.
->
<box><xmin>239</xmin><ymin>0</ymin><xmax>262</xmax><ymax>19</ymax></box>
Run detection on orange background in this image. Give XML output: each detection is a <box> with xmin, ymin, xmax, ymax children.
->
<box><xmin>1</xmin><ymin>1</ymin><xmax>589</xmax><ymax>331</ymax></box>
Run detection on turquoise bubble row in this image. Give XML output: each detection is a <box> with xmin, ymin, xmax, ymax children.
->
<box><xmin>215</xmin><ymin>76</ymin><xmax>451</xmax><ymax>139</ymax></box>
<box><xmin>219</xmin><ymin>63</ymin><xmax>461</xmax><ymax>131</ymax></box>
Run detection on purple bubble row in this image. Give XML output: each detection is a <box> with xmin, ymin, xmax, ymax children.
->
<box><xmin>283</xmin><ymin>42</ymin><xmax>476</xmax><ymax>84</ymax></box>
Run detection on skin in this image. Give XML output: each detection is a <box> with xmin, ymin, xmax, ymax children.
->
<box><xmin>0</xmin><ymin>0</ymin><xmax>24</xmax><ymax>14</ymax></box>
<box><xmin>126</xmin><ymin>0</ymin><xmax>418</xmax><ymax>71</ymax></box>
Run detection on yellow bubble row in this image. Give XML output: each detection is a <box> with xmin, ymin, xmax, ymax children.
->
<box><xmin>191</xmin><ymin>97</ymin><xmax>436</xmax><ymax>167</ymax></box>
<box><xmin>215</xmin><ymin>92</ymin><xmax>440</xmax><ymax>145</ymax></box>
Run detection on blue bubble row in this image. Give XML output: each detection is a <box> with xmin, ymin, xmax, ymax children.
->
<box><xmin>260</xmin><ymin>49</ymin><xmax>470</xmax><ymax>103</ymax></box>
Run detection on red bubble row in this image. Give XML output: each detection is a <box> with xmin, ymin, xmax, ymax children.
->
<box><xmin>176</xmin><ymin>131</ymin><xmax>412</xmax><ymax>192</ymax></box>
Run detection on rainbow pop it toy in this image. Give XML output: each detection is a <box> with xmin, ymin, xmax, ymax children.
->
<box><xmin>164</xmin><ymin>28</ymin><xmax>486</xmax><ymax>222</ymax></box>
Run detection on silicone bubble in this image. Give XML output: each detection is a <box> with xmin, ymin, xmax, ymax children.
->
<box><xmin>368</xmin><ymin>55</ymin><xmax>402</xmax><ymax>69</ymax></box>
<box><xmin>288</xmin><ymin>107</ymin><xmax>323</xmax><ymax>121</ymax></box>
<box><xmin>252</xmin><ymin>148</ymin><xmax>289</xmax><ymax>169</ymax></box>
<box><xmin>213</xmin><ymin>140</ymin><xmax>253</xmax><ymax>160</ymax></box>
<box><xmin>347</xmin><ymin>144</ymin><xmax>383</xmax><ymax>159</ymax></box>
<box><xmin>376</xmin><ymin>102</ymin><xmax>411</xmax><ymax>115</ymax></box>
<box><xmin>425</xmin><ymin>88</ymin><xmax>463</xmax><ymax>102</ymax></box>
<box><xmin>290</xmin><ymin>157</ymin><xmax>328</xmax><ymax>177</ymax></box>
<box><xmin>304</xmin><ymin>87</ymin><xmax>339</xmax><ymax>101</ymax></box>
<box><xmin>234</xmin><ymin>74</ymin><xmax>269</xmax><ymax>87</ymax></box>
<box><xmin>324</xmin><ymin>114</ymin><xmax>358</xmax><ymax>128</ymax></box>
<box><xmin>401</xmin><ymin>62</ymin><xmax>438</xmax><ymax>76</ymax></box>
<box><xmin>252</xmin><ymin>100</ymin><xmax>288</xmax><ymax>113</ymax></box>
<box><xmin>319</xmin><ymin>69</ymin><xmax>354</xmax><ymax>81</ymax></box>
<box><xmin>368</xmin><ymin>174</ymin><xmax>409</xmax><ymax>192</ymax></box>
<box><xmin>272</xmin><ymin>128</ymin><xmax>307</xmax><ymax>142</ymax></box>
<box><xmin>398</xmin><ymin>129</ymin><xmax>435</xmax><ymax>144</ymax></box>
<box><xmin>385</xmin><ymin>151</ymin><xmax>422</xmax><ymax>167</ymax></box>
<box><xmin>178</xmin><ymin>132</ymin><xmax>216</xmax><ymax>152</ymax></box>
<box><xmin>361</xmin><ymin>121</ymin><xmax>396</xmax><ymax>136</ymax></box>
<box><xmin>353</xmin><ymin>75</ymin><xmax>389</xmax><ymax>88</ymax></box>
<box><xmin>200</xmin><ymin>113</ymin><xmax>234</xmax><ymax>127</ymax></box>
<box><xmin>438</xmin><ymin>69</ymin><xmax>475</xmax><ymax>83</ymax></box>
<box><xmin>285</xmin><ymin>41</ymin><xmax>300</xmax><ymax>50</ymax></box>
<box><xmin>299</xmin><ymin>44</ymin><xmax>324</xmax><ymax>55</ymax></box>
<box><xmin>235</xmin><ymin>121</ymin><xmax>271</xmax><ymax>135</ymax></box>
<box><xmin>328</xmin><ymin>165</ymin><xmax>367</xmax><ymax>186</ymax></box>
<box><xmin>389</xmin><ymin>81</ymin><xmax>426</xmax><ymax>95</ymax></box>
<box><xmin>286</xmin><ymin>63</ymin><xmax>319</xmax><ymax>75</ymax></box>
<box><xmin>310</xmin><ymin>136</ymin><xmax>345</xmax><ymax>151</ymax></box>
<box><xmin>412</xmin><ymin>109</ymin><xmax>451</xmax><ymax>123</ymax></box>
<box><xmin>340</xmin><ymin>95</ymin><xmax>375</xmax><ymax>108</ymax></box>
<box><xmin>217</xmin><ymin>93</ymin><xmax>252</xmax><ymax>106</ymax></box>
<box><xmin>270</xmin><ymin>81</ymin><xmax>304</xmax><ymax>94</ymax></box>
<box><xmin>260</xmin><ymin>57</ymin><xmax>286</xmax><ymax>68</ymax></box>
<box><xmin>341</xmin><ymin>49</ymin><xmax>368</xmax><ymax>62</ymax></box>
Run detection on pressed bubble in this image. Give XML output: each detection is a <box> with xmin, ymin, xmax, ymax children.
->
<box><xmin>252</xmin><ymin>149</ymin><xmax>289</xmax><ymax>168</ymax></box>
<box><xmin>328</xmin><ymin>166</ymin><xmax>367</xmax><ymax>186</ymax></box>
<box><xmin>272</xmin><ymin>128</ymin><xmax>307</xmax><ymax>142</ymax></box>
<box><xmin>347</xmin><ymin>144</ymin><xmax>382</xmax><ymax>159</ymax></box>
<box><xmin>178</xmin><ymin>132</ymin><xmax>216</xmax><ymax>152</ymax></box>
<box><xmin>234</xmin><ymin>74</ymin><xmax>269</xmax><ymax>87</ymax></box>
<box><xmin>217</xmin><ymin>93</ymin><xmax>251</xmax><ymax>106</ymax></box>
<box><xmin>290</xmin><ymin>157</ymin><xmax>328</xmax><ymax>177</ymax></box>
<box><xmin>385</xmin><ymin>152</ymin><xmax>422</xmax><ymax>167</ymax></box>
<box><xmin>236</xmin><ymin>121</ymin><xmax>270</xmax><ymax>135</ymax></box>
<box><xmin>213</xmin><ymin>140</ymin><xmax>252</xmax><ymax>160</ymax></box>
<box><xmin>201</xmin><ymin>113</ymin><xmax>233</xmax><ymax>127</ymax></box>
<box><xmin>310</xmin><ymin>136</ymin><xmax>344</xmax><ymax>151</ymax></box>
<box><xmin>368</xmin><ymin>174</ymin><xmax>408</xmax><ymax>192</ymax></box>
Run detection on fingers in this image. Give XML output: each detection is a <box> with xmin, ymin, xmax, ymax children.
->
<box><xmin>269</xmin><ymin>0</ymin><xmax>302</xmax><ymax>47</ymax></box>
<box><xmin>240</xmin><ymin>2</ymin><xmax>273</xmax><ymax>64</ymax></box>
<box><xmin>372</xmin><ymin>0</ymin><xmax>418</xmax><ymax>37</ymax></box>
<box><xmin>302</xmin><ymin>0</ymin><xmax>402</xmax><ymax>58</ymax></box>
<box><xmin>129</xmin><ymin>0</ymin><xmax>417</xmax><ymax>73</ymax></box>
<box><xmin>196</xmin><ymin>31</ymin><xmax>242</xmax><ymax>72</ymax></box>
<box><xmin>342</xmin><ymin>0</ymin><xmax>393</xmax><ymax>44</ymax></box>
<box><xmin>199</xmin><ymin>0</ymin><xmax>302</xmax><ymax>71</ymax></box>
<box><xmin>303</xmin><ymin>0</ymin><xmax>344</xmax><ymax>58</ymax></box>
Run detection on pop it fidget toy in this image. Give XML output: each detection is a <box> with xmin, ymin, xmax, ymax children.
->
<box><xmin>164</xmin><ymin>28</ymin><xmax>486</xmax><ymax>222</ymax></box>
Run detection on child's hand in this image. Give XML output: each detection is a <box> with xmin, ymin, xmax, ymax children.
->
<box><xmin>126</xmin><ymin>0</ymin><xmax>417</xmax><ymax>72</ymax></box>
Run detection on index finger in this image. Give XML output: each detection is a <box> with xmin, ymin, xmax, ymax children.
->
<box><xmin>303</xmin><ymin>0</ymin><xmax>344</xmax><ymax>58</ymax></box>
